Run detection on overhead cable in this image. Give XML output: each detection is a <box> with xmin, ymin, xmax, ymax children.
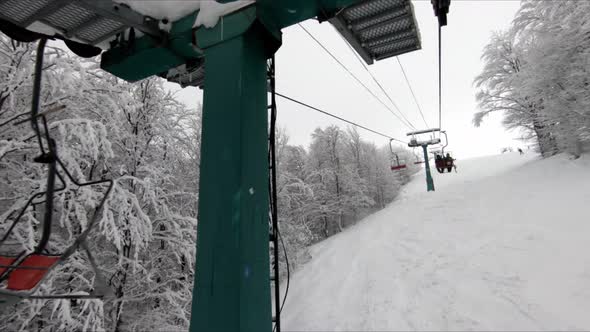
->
<box><xmin>339</xmin><ymin>35</ymin><xmax>417</xmax><ymax>130</ymax></box>
<box><xmin>396</xmin><ymin>57</ymin><xmax>430</xmax><ymax>128</ymax></box>
<box><xmin>438</xmin><ymin>24</ymin><xmax>443</xmax><ymax>130</ymax></box>
<box><xmin>276</xmin><ymin>92</ymin><xmax>407</xmax><ymax>144</ymax></box>
<box><xmin>297</xmin><ymin>23</ymin><xmax>415</xmax><ymax>130</ymax></box>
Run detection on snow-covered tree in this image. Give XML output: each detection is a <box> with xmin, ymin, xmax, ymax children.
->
<box><xmin>474</xmin><ymin>30</ymin><xmax>558</xmax><ymax>157</ymax></box>
<box><xmin>0</xmin><ymin>36</ymin><xmax>200</xmax><ymax>331</ymax></box>
<box><xmin>300</xmin><ymin>125</ymin><xmax>409</xmax><ymax>240</ymax></box>
<box><xmin>512</xmin><ymin>0</ymin><xmax>590</xmax><ymax>156</ymax></box>
<box><xmin>475</xmin><ymin>0</ymin><xmax>590</xmax><ymax>157</ymax></box>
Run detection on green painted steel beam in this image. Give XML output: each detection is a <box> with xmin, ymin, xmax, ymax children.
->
<box><xmin>100</xmin><ymin>12</ymin><xmax>201</xmax><ymax>81</ymax></box>
<box><xmin>100</xmin><ymin>40</ymin><xmax>185</xmax><ymax>82</ymax></box>
<box><xmin>189</xmin><ymin>20</ymin><xmax>281</xmax><ymax>332</ymax></box>
<box><xmin>100</xmin><ymin>1</ymin><xmax>362</xmax><ymax>82</ymax></box>
<box><xmin>421</xmin><ymin>145</ymin><xmax>435</xmax><ymax>192</ymax></box>
<box><xmin>195</xmin><ymin>7</ymin><xmax>260</xmax><ymax>49</ymax></box>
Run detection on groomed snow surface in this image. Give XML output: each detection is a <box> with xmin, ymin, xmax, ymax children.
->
<box><xmin>282</xmin><ymin>152</ymin><xmax>590</xmax><ymax>331</ymax></box>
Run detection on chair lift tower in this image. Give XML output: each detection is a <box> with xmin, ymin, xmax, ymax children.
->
<box><xmin>407</xmin><ymin>128</ymin><xmax>441</xmax><ymax>191</ymax></box>
<box><xmin>0</xmin><ymin>0</ymin><xmax>422</xmax><ymax>331</ymax></box>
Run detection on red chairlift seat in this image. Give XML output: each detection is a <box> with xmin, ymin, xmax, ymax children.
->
<box><xmin>391</xmin><ymin>164</ymin><xmax>407</xmax><ymax>171</ymax></box>
<box><xmin>0</xmin><ymin>256</ymin><xmax>16</xmax><ymax>277</ymax></box>
<box><xmin>389</xmin><ymin>139</ymin><xmax>408</xmax><ymax>172</ymax></box>
<box><xmin>0</xmin><ymin>250</ymin><xmax>109</xmax><ymax>300</ymax></box>
<box><xmin>1</xmin><ymin>254</ymin><xmax>60</xmax><ymax>291</ymax></box>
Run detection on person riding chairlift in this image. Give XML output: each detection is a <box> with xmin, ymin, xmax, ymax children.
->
<box><xmin>434</xmin><ymin>153</ymin><xmax>444</xmax><ymax>173</ymax></box>
<box><xmin>445</xmin><ymin>152</ymin><xmax>453</xmax><ymax>163</ymax></box>
<box><xmin>445</xmin><ymin>153</ymin><xmax>457</xmax><ymax>173</ymax></box>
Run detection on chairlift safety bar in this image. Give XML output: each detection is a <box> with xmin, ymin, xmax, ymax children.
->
<box><xmin>406</xmin><ymin>128</ymin><xmax>441</xmax><ymax>136</ymax></box>
<box><xmin>408</xmin><ymin>138</ymin><xmax>440</xmax><ymax>147</ymax></box>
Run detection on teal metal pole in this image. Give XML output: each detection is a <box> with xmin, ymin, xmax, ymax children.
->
<box><xmin>422</xmin><ymin>145</ymin><xmax>435</xmax><ymax>192</ymax></box>
<box><xmin>190</xmin><ymin>23</ymin><xmax>279</xmax><ymax>332</ymax></box>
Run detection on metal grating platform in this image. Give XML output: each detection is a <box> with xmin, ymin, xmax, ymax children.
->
<box><xmin>0</xmin><ymin>0</ymin><xmax>161</xmax><ymax>45</ymax></box>
<box><xmin>329</xmin><ymin>0</ymin><xmax>421</xmax><ymax>64</ymax></box>
<box><xmin>0</xmin><ymin>0</ymin><xmax>207</xmax><ymax>87</ymax></box>
<box><xmin>0</xmin><ymin>0</ymin><xmax>421</xmax><ymax>87</ymax></box>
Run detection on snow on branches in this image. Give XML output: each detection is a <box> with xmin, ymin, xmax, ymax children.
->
<box><xmin>0</xmin><ymin>35</ymin><xmax>199</xmax><ymax>331</ymax></box>
<box><xmin>475</xmin><ymin>0</ymin><xmax>590</xmax><ymax>157</ymax></box>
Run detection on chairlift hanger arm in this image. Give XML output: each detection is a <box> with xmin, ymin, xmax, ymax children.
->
<box><xmin>441</xmin><ymin>130</ymin><xmax>448</xmax><ymax>153</ymax></box>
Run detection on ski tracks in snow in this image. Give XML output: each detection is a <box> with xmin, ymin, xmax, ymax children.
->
<box><xmin>282</xmin><ymin>154</ymin><xmax>590</xmax><ymax>331</ymax></box>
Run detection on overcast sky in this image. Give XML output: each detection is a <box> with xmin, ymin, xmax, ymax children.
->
<box><xmin>169</xmin><ymin>0</ymin><xmax>524</xmax><ymax>159</ymax></box>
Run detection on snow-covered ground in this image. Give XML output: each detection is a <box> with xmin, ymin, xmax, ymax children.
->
<box><xmin>282</xmin><ymin>152</ymin><xmax>590</xmax><ymax>331</ymax></box>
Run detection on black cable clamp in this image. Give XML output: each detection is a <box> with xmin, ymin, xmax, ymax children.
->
<box><xmin>431</xmin><ymin>0</ymin><xmax>451</xmax><ymax>26</ymax></box>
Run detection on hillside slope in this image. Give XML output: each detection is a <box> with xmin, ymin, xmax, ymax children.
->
<box><xmin>282</xmin><ymin>153</ymin><xmax>590</xmax><ymax>331</ymax></box>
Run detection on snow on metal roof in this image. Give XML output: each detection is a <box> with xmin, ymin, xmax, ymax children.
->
<box><xmin>0</xmin><ymin>0</ymin><xmax>254</xmax><ymax>48</ymax></box>
<box><xmin>116</xmin><ymin>0</ymin><xmax>254</xmax><ymax>28</ymax></box>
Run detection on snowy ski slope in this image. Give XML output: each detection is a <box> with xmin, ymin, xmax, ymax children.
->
<box><xmin>282</xmin><ymin>152</ymin><xmax>590</xmax><ymax>331</ymax></box>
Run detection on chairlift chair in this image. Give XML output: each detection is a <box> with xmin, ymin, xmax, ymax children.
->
<box><xmin>0</xmin><ymin>113</ymin><xmax>113</xmax><ymax>304</ymax></box>
<box><xmin>0</xmin><ymin>38</ymin><xmax>113</xmax><ymax>305</ymax></box>
<box><xmin>434</xmin><ymin>154</ymin><xmax>455</xmax><ymax>173</ymax></box>
<box><xmin>412</xmin><ymin>149</ymin><xmax>424</xmax><ymax>165</ymax></box>
<box><xmin>389</xmin><ymin>139</ymin><xmax>407</xmax><ymax>171</ymax></box>
<box><xmin>433</xmin><ymin>131</ymin><xmax>455</xmax><ymax>173</ymax></box>
<box><xmin>0</xmin><ymin>159</ymin><xmax>113</xmax><ymax>303</ymax></box>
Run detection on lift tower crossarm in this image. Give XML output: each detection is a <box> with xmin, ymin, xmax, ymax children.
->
<box><xmin>99</xmin><ymin>0</ymin><xmax>361</xmax><ymax>83</ymax></box>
